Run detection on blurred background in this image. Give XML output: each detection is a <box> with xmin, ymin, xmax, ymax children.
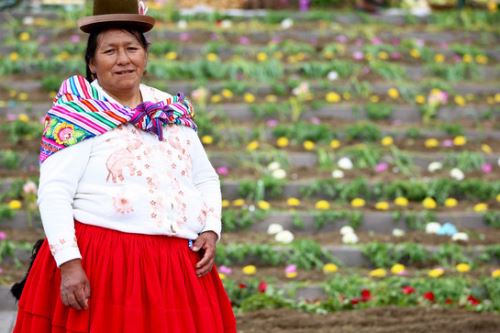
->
<box><xmin>0</xmin><ymin>1</ymin><xmax>499</xmax><ymax>332</ymax></box>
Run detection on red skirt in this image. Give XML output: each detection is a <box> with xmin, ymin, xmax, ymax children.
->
<box><xmin>13</xmin><ymin>222</ymin><xmax>237</xmax><ymax>333</ymax></box>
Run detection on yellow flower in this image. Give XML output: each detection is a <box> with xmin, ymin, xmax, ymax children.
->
<box><xmin>456</xmin><ymin>263</ymin><xmax>470</xmax><ymax>273</ymax></box>
<box><xmin>381</xmin><ymin>136</ymin><xmax>393</xmax><ymax>146</ymax></box>
<box><xmin>18</xmin><ymin>92</ymin><xmax>28</xmax><ymax>101</ymax></box>
<box><xmin>265</xmin><ymin>94</ymin><xmax>277</xmax><ymax>103</ymax></box>
<box><xmin>257</xmin><ymin>200</ymin><xmax>271</xmax><ymax>210</ymax></box>
<box><xmin>387</xmin><ymin>88</ymin><xmax>399</xmax><ymax>99</ymax></box>
<box><xmin>303</xmin><ymin>140</ymin><xmax>315</xmax><ymax>151</ymax></box>
<box><xmin>244</xmin><ymin>93</ymin><xmax>255</xmax><ymax>103</ymax></box>
<box><xmin>8</xmin><ymin>200</ymin><xmax>22</xmax><ymax>210</ymax></box>
<box><xmin>422</xmin><ymin>197</ymin><xmax>437</xmax><ymax>209</ymax></box>
<box><xmin>475</xmin><ymin>54</ymin><xmax>488</xmax><ymax>65</ymax></box>
<box><xmin>369</xmin><ymin>268</ymin><xmax>387</xmax><ymax>278</ymax></box>
<box><xmin>496</xmin><ymin>194</ymin><xmax>500</xmax><ymax>203</ymax></box>
<box><xmin>351</xmin><ymin>198</ymin><xmax>365</xmax><ymax>208</ymax></box>
<box><xmin>218</xmin><ymin>273</ymin><xmax>226</xmax><ymax>280</ymax></box>
<box><xmin>326</xmin><ymin>92</ymin><xmax>341</xmax><ymax>103</ymax></box>
<box><xmin>481</xmin><ymin>144</ymin><xmax>492</xmax><ymax>154</ymax></box>
<box><xmin>18</xmin><ymin>114</ymin><xmax>30</xmax><ymax>122</ymax></box>
<box><xmin>246</xmin><ymin>140</ymin><xmax>259</xmax><ymax>151</ymax></box>
<box><xmin>323</xmin><ymin>50</ymin><xmax>334</xmax><ymax>60</ymax></box>
<box><xmin>19</xmin><ymin>31</ymin><xmax>30</xmax><ymax>41</ymax></box>
<box><xmin>425</xmin><ymin>138</ymin><xmax>439</xmax><ymax>148</ymax></box>
<box><xmin>56</xmin><ymin>51</ymin><xmax>70</xmax><ymax>62</ymax></box>
<box><xmin>492</xmin><ymin>269</ymin><xmax>500</xmax><ymax>278</ymax></box>
<box><xmin>315</xmin><ymin>200</ymin><xmax>330</xmax><ymax>210</ymax></box>
<box><xmin>394</xmin><ymin>197</ymin><xmax>409</xmax><ymax>207</ymax></box>
<box><xmin>242</xmin><ymin>265</ymin><xmax>257</xmax><ymax>275</ymax></box>
<box><xmin>210</xmin><ymin>95</ymin><xmax>222</xmax><ymax>103</ymax></box>
<box><xmin>473</xmin><ymin>203</ymin><xmax>488</xmax><ymax>213</ymax></box>
<box><xmin>495</xmin><ymin>93</ymin><xmax>500</xmax><ymax>103</ymax></box>
<box><xmin>453</xmin><ymin>136</ymin><xmax>467</xmax><ymax>146</ymax></box>
<box><xmin>444</xmin><ymin>198</ymin><xmax>458</xmax><ymax>208</ymax></box>
<box><xmin>434</xmin><ymin>54</ymin><xmax>445</xmax><ymax>63</ymax></box>
<box><xmin>415</xmin><ymin>95</ymin><xmax>426</xmax><ymax>104</ymax></box>
<box><xmin>286</xmin><ymin>271</ymin><xmax>298</xmax><ymax>278</ymax></box>
<box><xmin>342</xmin><ymin>92</ymin><xmax>351</xmax><ymax>100</ymax></box>
<box><xmin>369</xmin><ymin>95</ymin><xmax>380</xmax><ymax>103</ymax></box>
<box><xmin>391</xmin><ymin>263</ymin><xmax>406</xmax><ymax>275</ymax></box>
<box><xmin>276</xmin><ymin>137</ymin><xmax>289</xmax><ymax>148</ymax></box>
<box><xmin>221</xmin><ymin>89</ymin><xmax>233</xmax><ymax>99</ymax></box>
<box><xmin>428</xmin><ymin>268</ymin><xmax>444</xmax><ymax>278</ymax></box>
<box><xmin>9</xmin><ymin>52</ymin><xmax>19</xmax><ymax>61</ymax></box>
<box><xmin>330</xmin><ymin>139</ymin><xmax>341</xmax><ymax>149</ymax></box>
<box><xmin>201</xmin><ymin>135</ymin><xmax>213</xmax><ymax>145</ymax></box>
<box><xmin>287</xmin><ymin>197</ymin><xmax>301</xmax><ymax>207</ymax></box>
<box><xmin>323</xmin><ymin>263</ymin><xmax>338</xmax><ymax>274</ymax></box>
<box><xmin>0</xmin><ymin>100</ymin><xmax>5</xmax><ymax>108</ymax></box>
<box><xmin>378</xmin><ymin>51</ymin><xmax>389</xmax><ymax>60</ymax></box>
<box><xmin>273</xmin><ymin>51</ymin><xmax>283</xmax><ymax>60</ymax></box>
<box><xmin>365</xmin><ymin>54</ymin><xmax>373</xmax><ymax>61</ymax></box>
<box><xmin>410</xmin><ymin>49</ymin><xmax>420</xmax><ymax>58</ymax></box>
<box><xmin>462</xmin><ymin>54</ymin><xmax>473</xmax><ymax>63</ymax></box>
<box><xmin>206</xmin><ymin>53</ymin><xmax>219</xmax><ymax>62</ymax></box>
<box><xmin>165</xmin><ymin>51</ymin><xmax>177</xmax><ymax>60</ymax></box>
<box><xmin>256</xmin><ymin>52</ymin><xmax>268</xmax><ymax>62</ymax></box>
<box><xmin>375</xmin><ymin>201</ymin><xmax>390</xmax><ymax>211</ymax></box>
<box><xmin>487</xmin><ymin>0</ymin><xmax>497</xmax><ymax>12</ymax></box>
<box><xmin>454</xmin><ymin>95</ymin><xmax>466</xmax><ymax>106</ymax></box>
<box><xmin>232</xmin><ymin>199</ymin><xmax>245</xmax><ymax>207</ymax></box>
<box><xmin>221</xmin><ymin>200</ymin><xmax>230</xmax><ymax>208</ymax></box>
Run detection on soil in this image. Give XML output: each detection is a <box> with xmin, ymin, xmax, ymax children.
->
<box><xmin>236</xmin><ymin>307</ymin><xmax>500</xmax><ymax>333</ymax></box>
<box><xmin>222</xmin><ymin>228</ymin><xmax>500</xmax><ymax>247</ymax></box>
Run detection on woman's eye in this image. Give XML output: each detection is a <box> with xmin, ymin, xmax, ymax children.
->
<box><xmin>104</xmin><ymin>49</ymin><xmax>114</xmax><ymax>54</ymax></box>
<box><xmin>128</xmin><ymin>47</ymin><xmax>138</xmax><ymax>51</ymax></box>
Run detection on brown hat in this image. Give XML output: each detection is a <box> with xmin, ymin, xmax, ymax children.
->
<box><xmin>78</xmin><ymin>0</ymin><xmax>155</xmax><ymax>33</ymax></box>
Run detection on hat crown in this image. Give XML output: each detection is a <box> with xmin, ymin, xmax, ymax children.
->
<box><xmin>94</xmin><ymin>0</ymin><xmax>139</xmax><ymax>15</ymax></box>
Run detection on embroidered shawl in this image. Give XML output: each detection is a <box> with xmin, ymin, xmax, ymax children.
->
<box><xmin>40</xmin><ymin>75</ymin><xmax>197</xmax><ymax>163</ymax></box>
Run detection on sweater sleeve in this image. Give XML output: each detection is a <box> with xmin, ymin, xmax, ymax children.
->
<box><xmin>37</xmin><ymin>138</ymin><xmax>93</xmax><ymax>267</ymax></box>
<box><xmin>185</xmin><ymin>128</ymin><xmax>222</xmax><ymax>240</ymax></box>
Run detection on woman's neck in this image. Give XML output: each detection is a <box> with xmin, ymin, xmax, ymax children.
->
<box><xmin>103</xmin><ymin>86</ymin><xmax>142</xmax><ymax>108</ymax></box>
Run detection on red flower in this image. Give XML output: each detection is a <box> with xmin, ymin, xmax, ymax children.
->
<box><xmin>361</xmin><ymin>289</ymin><xmax>371</xmax><ymax>302</ymax></box>
<box><xmin>445</xmin><ymin>298</ymin><xmax>453</xmax><ymax>304</ymax></box>
<box><xmin>258</xmin><ymin>281</ymin><xmax>267</xmax><ymax>293</ymax></box>
<box><xmin>423</xmin><ymin>291</ymin><xmax>435</xmax><ymax>302</ymax></box>
<box><xmin>239</xmin><ymin>283</ymin><xmax>247</xmax><ymax>289</ymax></box>
<box><xmin>351</xmin><ymin>298</ymin><xmax>360</xmax><ymax>305</ymax></box>
<box><xmin>402</xmin><ymin>286</ymin><xmax>415</xmax><ymax>295</ymax></box>
<box><xmin>467</xmin><ymin>295</ymin><xmax>481</xmax><ymax>306</ymax></box>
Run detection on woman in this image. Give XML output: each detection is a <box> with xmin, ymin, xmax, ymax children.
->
<box><xmin>12</xmin><ymin>0</ymin><xmax>237</xmax><ymax>332</ymax></box>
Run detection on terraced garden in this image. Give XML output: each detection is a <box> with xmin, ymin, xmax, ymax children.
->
<box><xmin>0</xmin><ymin>2</ymin><xmax>499</xmax><ymax>332</ymax></box>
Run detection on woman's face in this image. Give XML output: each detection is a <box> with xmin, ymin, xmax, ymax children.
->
<box><xmin>89</xmin><ymin>29</ymin><xmax>147</xmax><ymax>93</ymax></box>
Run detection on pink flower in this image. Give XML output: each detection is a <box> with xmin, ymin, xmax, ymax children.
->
<box><xmin>239</xmin><ymin>36</ymin><xmax>250</xmax><ymax>45</ymax></box>
<box><xmin>219</xmin><ymin>265</ymin><xmax>232</xmax><ymax>274</ymax></box>
<box><xmin>335</xmin><ymin>35</ymin><xmax>348</xmax><ymax>43</ymax></box>
<box><xmin>0</xmin><ymin>231</ymin><xmax>7</xmax><ymax>241</ymax></box>
<box><xmin>6</xmin><ymin>114</ymin><xmax>16</xmax><ymax>121</ymax></box>
<box><xmin>266</xmin><ymin>119</ymin><xmax>279</xmax><ymax>128</ymax></box>
<box><xmin>179</xmin><ymin>32</ymin><xmax>190</xmax><ymax>42</ymax></box>
<box><xmin>285</xmin><ymin>264</ymin><xmax>297</xmax><ymax>273</ymax></box>
<box><xmin>441</xmin><ymin>139</ymin><xmax>453</xmax><ymax>147</ymax></box>
<box><xmin>390</xmin><ymin>52</ymin><xmax>402</xmax><ymax>60</ymax></box>
<box><xmin>216</xmin><ymin>166</ymin><xmax>229</xmax><ymax>176</ymax></box>
<box><xmin>23</xmin><ymin>181</ymin><xmax>37</xmax><ymax>194</ymax></box>
<box><xmin>375</xmin><ymin>162</ymin><xmax>389</xmax><ymax>173</ymax></box>
<box><xmin>371</xmin><ymin>37</ymin><xmax>382</xmax><ymax>45</ymax></box>
<box><xmin>271</xmin><ymin>36</ymin><xmax>281</xmax><ymax>44</ymax></box>
<box><xmin>481</xmin><ymin>163</ymin><xmax>492</xmax><ymax>173</ymax></box>
<box><xmin>69</xmin><ymin>34</ymin><xmax>80</xmax><ymax>44</ymax></box>
<box><xmin>310</xmin><ymin>117</ymin><xmax>321</xmax><ymax>125</ymax></box>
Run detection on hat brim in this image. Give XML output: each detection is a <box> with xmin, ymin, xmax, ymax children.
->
<box><xmin>78</xmin><ymin>14</ymin><xmax>155</xmax><ymax>33</ymax></box>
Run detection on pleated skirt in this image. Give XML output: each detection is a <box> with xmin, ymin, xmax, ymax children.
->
<box><xmin>13</xmin><ymin>221</ymin><xmax>237</xmax><ymax>333</ymax></box>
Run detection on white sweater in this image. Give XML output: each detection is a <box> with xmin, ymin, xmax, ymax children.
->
<box><xmin>37</xmin><ymin>81</ymin><xmax>221</xmax><ymax>267</ymax></box>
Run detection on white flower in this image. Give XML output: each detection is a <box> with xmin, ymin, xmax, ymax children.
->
<box><xmin>392</xmin><ymin>228</ymin><xmax>405</xmax><ymax>237</ymax></box>
<box><xmin>272</xmin><ymin>169</ymin><xmax>287</xmax><ymax>179</ymax></box>
<box><xmin>23</xmin><ymin>180</ymin><xmax>37</xmax><ymax>194</ymax></box>
<box><xmin>497</xmin><ymin>157</ymin><xmax>500</xmax><ymax>167</ymax></box>
<box><xmin>177</xmin><ymin>20</ymin><xmax>188</xmax><ymax>29</ymax></box>
<box><xmin>428</xmin><ymin>161</ymin><xmax>443</xmax><ymax>173</ymax></box>
<box><xmin>281</xmin><ymin>18</ymin><xmax>294</xmax><ymax>29</ymax></box>
<box><xmin>292</xmin><ymin>82</ymin><xmax>310</xmax><ymax>97</ymax></box>
<box><xmin>337</xmin><ymin>157</ymin><xmax>353</xmax><ymax>170</ymax></box>
<box><xmin>342</xmin><ymin>232</ymin><xmax>358</xmax><ymax>244</ymax></box>
<box><xmin>327</xmin><ymin>71</ymin><xmax>339</xmax><ymax>81</ymax></box>
<box><xmin>331</xmin><ymin>169</ymin><xmax>344</xmax><ymax>179</ymax></box>
<box><xmin>450</xmin><ymin>168</ymin><xmax>465</xmax><ymax>181</ymax></box>
<box><xmin>221</xmin><ymin>20</ymin><xmax>232</xmax><ymax>29</ymax></box>
<box><xmin>275</xmin><ymin>230</ymin><xmax>294</xmax><ymax>244</ymax></box>
<box><xmin>452</xmin><ymin>232</ymin><xmax>469</xmax><ymax>242</ymax></box>
<box><xmin>425</xmin><ymin>222</ymin><xmax>441</xmax><ymax>234</ymax></box>
<box><xmin>340</xmin><ymin>226</ymin><xmax>355</xmax><ymax>236</ymax></box>
<box><xmin>23</xmin><ymin>16</ymin><xmax>34</xmax><ymax>25</ymax></box>
<box><xmin>247</xmin><ymin>204</ymin><xmax>255</xmax><ymax>212</ymax></box>
<box><xmin>267</xmin><ymin>223</ymin><xmax>283</xmax><ymax>235</ymax></box>
<box><xmin>267</xmin><ymin>161</ymin><xmax>281</xmax><ymax>171</ymax></box>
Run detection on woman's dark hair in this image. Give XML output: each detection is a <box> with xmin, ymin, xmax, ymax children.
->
<box><xmin>11</xmin><ymin>239</ymin><xmax>44</xmax><ymax>300</ymax></box>
<box><xmin>84</xmin><ymin>28</ymin><xmax>149</xmax><ymax>82</ymax></box>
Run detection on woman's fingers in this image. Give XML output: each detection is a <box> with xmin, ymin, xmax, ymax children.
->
<box><xmin>65</xmin><ymin>291</ymin><xmax>83</xmax><ymax>311</ymax></box>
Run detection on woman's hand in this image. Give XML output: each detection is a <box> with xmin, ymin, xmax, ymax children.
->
<box><xmin>192</xmin><ymin>231</ymin><xmax>218</xmax><ymax>277</ymax></box>
<box><xmin>60</xmin><ymin>259</ymin><xmax>91</xmax><ymax>311</ymax></box>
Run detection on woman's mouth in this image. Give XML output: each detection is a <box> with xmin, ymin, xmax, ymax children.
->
<box><xmin>115</xmin><ymin>69</ymin><xmax>135</xmax><ymax>75</ymax></box>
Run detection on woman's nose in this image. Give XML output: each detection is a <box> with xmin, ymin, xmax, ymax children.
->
<box><xmin>116</xmin><ymin>49</ymin><xmax>131</xmax><ymax>65</ymax></box>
